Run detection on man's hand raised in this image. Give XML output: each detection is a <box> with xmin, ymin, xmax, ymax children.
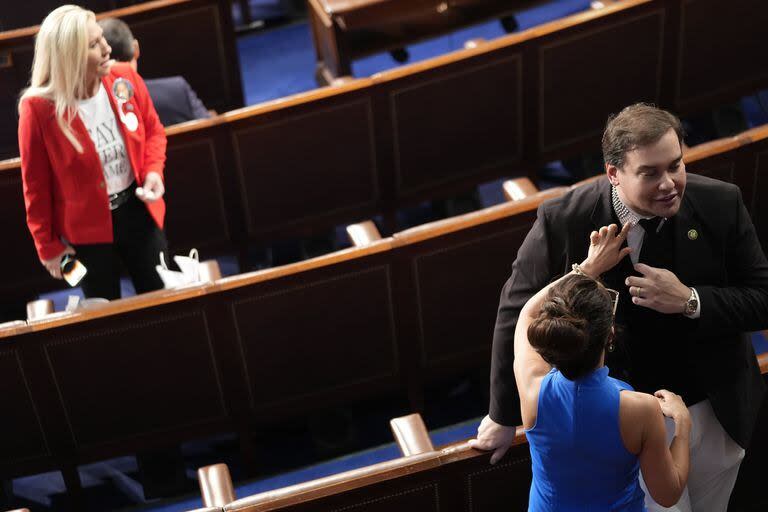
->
<box><xmin>468</xmin><ymin>415</ymin><xmax>517</xmax><ymax>464</ymax></box>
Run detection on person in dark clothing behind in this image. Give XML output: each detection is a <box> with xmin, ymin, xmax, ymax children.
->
<box><xmin>99</xmin><ymin>17</ymin><xmax>211</xmax><ymax>126</ymax></box>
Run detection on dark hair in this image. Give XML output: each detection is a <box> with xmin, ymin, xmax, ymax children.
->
<box><xmin>602</xmin><ymin>103</ymin><xmax>684</xmax><ymax>168</ymax></box>
<box><xmin>99</xmin><ymin>17</ymin><xmax>134</xmax><ymax>62</ymax></box>
<box><xmin>527</xmin><ymin>274</ymin><xmax>613</xmax><ymax>380</ymax></box>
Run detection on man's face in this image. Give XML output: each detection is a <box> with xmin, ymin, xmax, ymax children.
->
<box><xmin>606</xmin><ymin>128</ymin><xmax>686</xmax><ymax>218</ymax></box>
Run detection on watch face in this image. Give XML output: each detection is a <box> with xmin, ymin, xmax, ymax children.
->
<box><xmin>686</xmin><ymin>299</ymin><xmax>698</xmax><ymax>315</ymax></box>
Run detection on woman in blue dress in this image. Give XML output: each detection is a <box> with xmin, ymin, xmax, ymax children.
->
<box><xmin>516</xmin><ymin>223</ymin><xmax>691</xmax><ymax>511</ymax></box>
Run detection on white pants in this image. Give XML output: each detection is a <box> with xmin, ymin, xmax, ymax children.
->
<box><xmin>640</xmin><ymin>399</ymin><xmax>745</xmax><ymax>512</ymax></box>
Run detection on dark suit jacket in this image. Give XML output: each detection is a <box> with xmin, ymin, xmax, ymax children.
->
<box><xmin>490</xmin><ymin>173</ymin><xmax>768</xmax><ymax>448</ymax></box>
<box><xmin>144</xmin><ymin>76</ymin><xmax>211</xmax><ymax>127</ymax></box>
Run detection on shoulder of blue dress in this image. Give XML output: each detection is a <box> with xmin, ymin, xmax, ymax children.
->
<box><xmin>604</xmin><ymin>366</ymin><xmax>635</xmax><ymax>391</ymax></box>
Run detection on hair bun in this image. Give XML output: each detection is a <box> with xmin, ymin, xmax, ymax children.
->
<box><xmin>540</xmin><ymin>297</ymin><xmax>587</xmax><ymax>331</ymax></box>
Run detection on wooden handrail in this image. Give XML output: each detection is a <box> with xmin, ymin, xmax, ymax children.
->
<box><xmin>214</xmin><ymin>238</ymin><xmax>393</xmax><ymax>292</ymax></box>
<box><xmin>0</xmin><ymin>283</ymin><xmax>212</xmax><ymax>340</ymax></box>
<box><xmin>392</xmin><ymin>187</ymin><xmax>566</xmax><ymax>247</ymax></box>
<box><xmin>224</xmin><ymin>451</ymin><xmax>442</xmax><ymax>511</ymax></box>
<box><xmin>220</xmin><ymin>77</ymin><xmax>372</xmax><ymax>123</ymax></box>
<box><xmin>220</xmin><ymin>426</ymin><xmax>528</xmax><ymax>511</ymax></box>
<box><xmin>0</xmin><ymin>157</ymin><xmax>20</xmax><ymax>172</ymax></box>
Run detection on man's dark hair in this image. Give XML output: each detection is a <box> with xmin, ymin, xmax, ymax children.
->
<box><xmin>99</xmin><ymin>17</ymin><xmax>135</xmax><ymax>63</ymax></box>
<box><xmin>527</xmin><ymin>274</ymin><xmax>613</xmax><ymax>380</ymax></box>
<box><xmin>602</xmin><ymin>103</ymin><xmax>684</xmax><ymax>168</ymax></box>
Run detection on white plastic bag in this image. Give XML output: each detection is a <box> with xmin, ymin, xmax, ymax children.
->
<box><xmin>155</xmin><ymin>249</ymin><xmax>201</xmax><ymax>288</ymax></box>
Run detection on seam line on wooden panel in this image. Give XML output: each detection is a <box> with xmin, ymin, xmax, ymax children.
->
<box><xmin>0</xmin><ymin>350</ymin><xmax>51</xmax><ymax>462</ymax></box>
<box><xmin>538</xmin><ymin>8</ymin><xmax>665</xmax><ymax>152</ymax></box>
<box><xmin>43</xmin><ymin>310</ymin><xmax>224</xmax><ymax>447</ymax></box>
<box><xmin>389</xmin><ymin>55</ymin><xmax>523</xmax><ymax>194</ymax></box>
<box><xmin>231</xmin><ymin>98</ymin><xmax>377</xmax><ymax>235</ymax></box>
<box><xmin>412</xmin><ymin>226</ymin><xmax>529</xmax><ymax>367</ymax></box>
<box><xmin>466</xmin><ymin>456</ymin><xmax>530</xmax><ymax>512</ymax></box>
<box><xmin>230</xmin><ymin>265</ymin><xmax>399</xmax><ymax>410</ymax></box>
<box><xmin>328</xmin><ymin>482</ymin><xmax>439</xmax><ymax>512</ymax></box>
<box><xmin>166</xmin><ymin>138</ymin><xmax>230</xmax><ymax>241</ymax></box>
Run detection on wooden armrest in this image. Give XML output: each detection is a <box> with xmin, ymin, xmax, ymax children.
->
<box><xmin>390</xmin><ymin>413</ymin><xmax>434</xmax><ymax>456</ymax></box>
<box><xmin>759</xmin><ymin>349</ymin><xmax>768</xmax><ymax>375</ymax></box>
<box><xmin>207</xmin><ymin>109</ymin><xmax>218</xmax><ymax>117</ymax></box>
<box><xmin>199</xmin><ymin>260</ymin><xmax>223</xmax><ymax>282</ymax></box>
<box><xmin>331</xmin><ymin>75</ymin><xmax>355</xmax><ymax>86</ymax></box>
<box><xmin>198</xmin><ymin>463</ymin><xmax>236</xmax><ymax>507</ymax></box>
<box><xmin>26</xmin><ymin>299</ymin><xmax>54</xmax><ymax>320</ymax></box>
<box><xmin>5</xmin><ymin>509</ymin><xmax>31</xmax><ymax>512</ymax></box>
<box><xmin>346</xmin><ymin>220</ymin><xmax>382</xmax><ymax>247</ymax></box>
<box><xmin>590</xmin><ymin>0</ymin><xmax>621</xmax><ymax>9</ymax></box>
<box><xmin>502</xmin><ymin>177</ymin><xmax>538</xmax><ymax>201</ymax></box>
<box><xmin>463</xmin><ymin>38</ymin><xmax>486</xmax><ymax>50</ymax></box>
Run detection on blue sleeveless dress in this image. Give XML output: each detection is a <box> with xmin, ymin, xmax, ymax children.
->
<box><xmin>526</xmin><ymin>366</ymin><xmax>646</xmax><ymax>511</ymax></box>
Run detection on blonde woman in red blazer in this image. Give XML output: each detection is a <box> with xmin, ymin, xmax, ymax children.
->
<box><xmin>18</xmin><ymin>5</ymin><xmax>169</xmax><ymax>299</ymax></box>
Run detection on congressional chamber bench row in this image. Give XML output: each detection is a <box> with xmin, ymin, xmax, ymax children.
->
<box><xmin>196</xmin><ymin>349</ymin><xmax>768</xmax><ymax>512</ymax></box>
<box><xmin>1</xmin><ymin>121</ymin><xmax>767</xmax><ymax>500</ymax></box>
<box><xmin>2</xmin><ymin>0</ymin><xmax>768</xmax><ymax>304</ymax></box>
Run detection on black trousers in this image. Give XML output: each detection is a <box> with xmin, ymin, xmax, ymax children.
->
<box><xmin>72</xmin><ymin>193</ymin><xmax>168</xmax><ymax>300</ymax></box>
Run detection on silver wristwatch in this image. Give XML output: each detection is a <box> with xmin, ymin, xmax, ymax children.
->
<box><xmin>684</xmin><ymin>287</ymin><xmax>698</xmax><ymax>316</ymax></box>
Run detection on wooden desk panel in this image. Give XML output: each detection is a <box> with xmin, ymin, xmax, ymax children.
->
<box><xmin>398</xmin><ymin>211</ymin><xmax>536</xmax><ymax>379</ymax></box>
<box><xmin>1</xmin><ymin>1</ymin><xmax>116</xmax><ymax>32</ymax></box>
<box><xmin>128</xmin><ymin>0</ymin><xmax>243</xmax><ymax>114</ymax></box>
<box><xmin>0</xmin><ymin>39</ymin><xmax>33</xmax><ymax>160</ymax></box>
<box><xmin>385</xmin><ymin>51</ymin><xmax>523</xmax><ymax>198</ymax></box>
<box><xmin>676</xmin><ymin>0</ymin><xmax>768</xmax><ymax>112</ymax></box>
<box><xmin>538</xmin><ymin>6</ymin><xmax>665</xmax><ymax>156</ymax></box>
<box><xmin>225</xmin><ymin>254</ymin><xmax>400</xmax><ymax>418</ymax></box>
<box><xmin>231</xmin><ymin>93</ymin><xmax>379</xmax><ymax>240</ymax></box>
<box><xmin>38</xmin><ymin>299</ymin><xmax>229</xmax><ymax>455</ymax></box>
<box><xmin>0</xmin><ymin>165</ymin><xmax>59</xmax><ymax>301</ymax></box>
<box><xmin>163</xmin><ymin>126</ymin><xmax>233</xmax><ymax>255</ymax></box>
<box><xmin>748</xmin><ymin>142</ymin><xmax>768</xmax><ymax>255</ymax></box>
<box><xmin>0</xmin><ymin>347</ymin><xmax>51</xmax><ymax>474</ymax></box>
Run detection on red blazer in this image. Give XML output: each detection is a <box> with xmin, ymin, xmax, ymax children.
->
<box><xmin>18</xmin><ymin>63</ymin><xmax>167</xmax><ymax>262</ymax></box>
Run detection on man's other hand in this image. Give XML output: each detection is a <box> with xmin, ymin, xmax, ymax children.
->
<box><xmin>625</xmin><ymin>263</ymin><xmax>690</xmax><ymax>314</ymax></box>
<box><xmin>468</xmin><ymin>414</ymin><xmax>517</xmax><ymax>464</ymax></box>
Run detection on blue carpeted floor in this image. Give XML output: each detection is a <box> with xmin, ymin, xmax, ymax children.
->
<box><xmin>238</xmin><ymin>0</ymin><xmax>592</xmax><ymax>105</ymax></box>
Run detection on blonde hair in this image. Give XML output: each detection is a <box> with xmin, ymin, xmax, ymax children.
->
<box><xmin>19</xmin><ymin>5</ymin><xmax>97</xmax><ymax>153</ymax></box>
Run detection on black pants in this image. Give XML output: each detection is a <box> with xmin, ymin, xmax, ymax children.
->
<box><xmin>72</xmin><ymin>193</ymin><xmax>168</xmax><ymax>300</ymax></box>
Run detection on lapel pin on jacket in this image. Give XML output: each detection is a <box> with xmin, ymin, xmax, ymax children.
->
<box><xmin>688</xmin><ymin>229</ymin><xmax>698</xmax><ymax>240</ymax></box>
<box><xmin>112</xmin><ymin>78</ymin><xmax>138</xmax><ymax>132</ymax></box>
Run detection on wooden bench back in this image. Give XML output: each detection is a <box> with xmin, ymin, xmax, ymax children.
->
<box><xmin>4</xmin><ymin>0</ymin><xmax>768</xmax><ymax>299</ymax></box>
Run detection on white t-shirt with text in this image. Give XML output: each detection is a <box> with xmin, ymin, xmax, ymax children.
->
<box><xmin>78</xmin><ymin>83</ymin><xmax>134</xmax><ymax>195</ymax></box>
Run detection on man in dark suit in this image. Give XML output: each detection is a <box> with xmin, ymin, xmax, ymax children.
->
<box><xmin>471</xmin><ymin>104</ymin><xmax>768</xmax><ymax>511</ymax></box>
<box><xmin>99</xmin><ymin>17</ymin><xmax>211</xmax><ymax>126</ymax></box>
